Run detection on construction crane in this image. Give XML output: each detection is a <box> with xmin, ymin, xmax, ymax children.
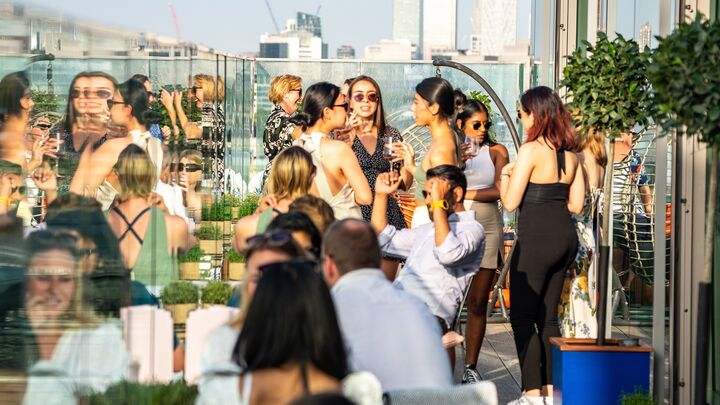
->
<box><xmin>167</xmin><ymin>2</ymin><xmax>182</xmax><ymax>40</ymax></box>
<box><xmin>264</xmin><ymin>0</ymin><xmax>281</xmax><ymax>33</ymax></box>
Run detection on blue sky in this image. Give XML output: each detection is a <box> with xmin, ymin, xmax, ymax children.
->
<box><xmin>24</xmin><ymin>0</ymin><xmax>532</xmax><ymax>57</ymax></box>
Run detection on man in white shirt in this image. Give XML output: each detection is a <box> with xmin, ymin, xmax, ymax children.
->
<box><xmin>322</xmin><ymin>218</ymin><xmax>453</xmax><ymax>391</ymax></box>
<box><xmin>371</xmin><ymin>165</ymin><xmax>485</xmax><ymax>333</ymax></box>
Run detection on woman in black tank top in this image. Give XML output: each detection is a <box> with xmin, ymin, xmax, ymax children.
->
<box><xmin>500</xmin><ymin>86</ymin><xmax>585</xmax><ymax>405</ymax></box>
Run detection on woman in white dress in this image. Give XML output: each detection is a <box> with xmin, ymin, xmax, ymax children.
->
<box><xmin>291</xmin><ymin>82</ymin><xmax>372</xmax><ymax>220</ymax></box>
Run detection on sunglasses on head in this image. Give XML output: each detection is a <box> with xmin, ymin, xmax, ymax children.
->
<box><xmin>352</xmin><ymin>92</ymin><xmax>379</xmax><ymax>103</ymax></box>
<box><xmin>471</xmin><ymin>121</ymin><xmax>492</xmax><ymax>130</ymax></box>
<box><xmin>176</xmin><ymin>163</ymin><xmax>203</xmax><ymax>172</ymax></box>
<box><xmin>71</xmin><ymin>89</ymin><xmax>114</xmax><ymax>99</ymax></box>
<box><xmin>246</xmin><ymin>231</ymin><xmax>293</xmax><ymax>250</ymax></box>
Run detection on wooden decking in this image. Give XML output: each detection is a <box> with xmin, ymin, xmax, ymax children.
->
<box><xmin>454</xmin><ymin>321</ymin><xmax>655</xmax><ymax>404</ymax></box>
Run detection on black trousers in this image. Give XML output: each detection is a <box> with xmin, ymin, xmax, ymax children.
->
<box><xmin>509</xmin><ymin>227</ymin><xmax>578</xmax><ymax>391</ymax></box>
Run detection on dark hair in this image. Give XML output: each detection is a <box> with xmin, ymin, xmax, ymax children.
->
<box><xmin>289</xmin><ymin>82</ymin><xmax>341</xmax><ymax>132</ymax></box>
<box><xmin>348</xmin><ymin>75</ymin><xmax>387</xmax><ymax>134</ymax></box>
<box><xmin>343</xmin><ymin>77</ymin><xmax>355</xmax><ymax>87</ymax></box>
<box><xmin>63</xmin><ymin>71</ymin><xmax>118</xmax><ymax>132</ymax></box>
<box><xmin>456</xmin><ymin>99</ymin><xmax>494</xmax><ymax>145</ymax></box>
<box><xmin>0</xmin><ymin>71</ymin><xmax>30</xmax><ymax>123</ymax></box>
<box><xmin>27</xmin><ymin>229</ymin><xmax>79</xmax><ymax>259</ymax></box>
<box><xmin>244</xmin><ymin>231</ymin><xmax>312</xmax><ymax>263</ymax></box>
<box><xmin>426</xmin><ymin>164</ymin><xmax>468</xmax><ymax>201</ymax></box>
<box><xmin>118</xmin><ymin>79</ymin><xmax>160</xmax><ymax>126</ymax></box>
<box><xmin>453</xmin><ymin>88</ymin><xmax>467</xmax><ymax>116</ymax></box>
<box><xmin>267</xmin><ymin>212</ymin><xmax>322</xmax><ymax>258</ymax></box>
<box><xmin>232</xmin><ymin>261</ymin><xmax>348</xmax><ymax>384</ymax></box>
<box><xmin>322</xmin><ymin>219</ymin><xmax>380</xmax><ymax>274</ymax></box>
<box><xmin>520</xmin><ymin>86</ymin><xmax>576</xmax><ymax>151</ymax></box>
<box><xmin>416</xmin><ymin>77</ymin><xmax>455</xmax><ymax>118</ymax></box>
<box><xmin>46</xmin><ymin>198</ymin><xmax>130</xmax><ymax>316</ymax></box>
<box><xmin>130</xmin><ymin>74</ymin><xmax>150</xmax><ymax>85</ymax></box>
<box><xmin>291</xmin><ymin>393</ymin><xmax>356</xmax><ymax>405</ymax></box>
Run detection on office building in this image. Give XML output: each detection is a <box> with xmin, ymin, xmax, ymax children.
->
<box><xmin>364</xmin><ymin>39</ymin><xmax>412</xmax><ymax>60</ymax></box>
<box><xmin>259</xmin><ymin>14</ymin><xmax>327</xmax><ymax>59</ymax></box>
<box><xmin>471</xmin><ymin>0</ymin><xmax>517</xmax><ymax>57</ymax></box>
<box><xmin>336</xmin><ymin>45</ymin><xmax>355</xmax><ymax>59</ymax></box>
<box><xmin>392</xmin><ymin>0</ymin><xmax>423</xmax><ymax>59</ymax></box>
<box><xmin>422</xmin><ymin>0</ymin><xmax>456</xmax><ymax>59</ymax></box>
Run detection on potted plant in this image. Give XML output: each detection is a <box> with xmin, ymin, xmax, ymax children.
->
<box><xmin>178</xmin><ymin>245</ymin><xmax>204</xmax><ymax>280</ymax></box>
<box><xmin>160</xmin><ymin>281</ymin><xmax>199</xmax><ymax>325</ymax></box>
<box><xmin>554</xmin><ymin>32</ymin><xmax>654</xmax><ymax>404</ymax></box>
<box><xmin>195</xmin><ymin>223</ymin><xmax>223</xmax><ymax>256</ymax></box>
<box><xmin>81</xmin><ymin>380</ymin><xmax>198</xmax><ymax>404</ymax></box>
<box><xmin>238</xmin><ymin>194</ymin><xmax>260</xmax><ymax>218</ymax></box>
<box><xmin>226</xmin><ymin>249</ymin><xmax>246</xmax><ymax>281</ymax></box>
<box><xmin>201</xmin><ymin>280</ymin><xmax>233</xmax><ymax>308</ymax></box>
<box><xmin>619</xmin><ymin>388</ymin><xmax>654</xmax><ymax>405</ymax></box>
<box><xmin>647</xmin><ymin>14</ymin><xmax>720</xmax><ymax>403</ymax></box>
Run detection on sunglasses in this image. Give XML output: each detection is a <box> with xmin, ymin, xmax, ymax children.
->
<box><xmin>34</xmin><ymin>123</ymin><xmax>52</xmax><ymax>130</ymax></box>
<box><xmin>333</xmin><ymin>103</ymin><xmax>349</xmax><ymax>111</ymax></box>
<box><xmin>71</xmin><ymin>89</ymin><xmax>114</xmax><ymax>99</ymax></box>
<box><xmin>191</xmin><ymin>86</ymin><xmax>199</xmax><ymax>93</ymax></box>
<box><xmin>246</xmin><ymin>231</ymin><xmax>293</xmax><ymax>250</ymax></box>
<box><xmin>471</xmin><ymin>121</ymin><xmax>492</xmax><ymax>130</ymax></box>
<box><xmin>78</xmin><ymin>247</ymin><xmax>97</xmax><ymax>257</ymax></box>
<box><xmin>176</xmin><ymin>163</ymin><xmax>203</xmax><ymax>172</ymax></box>
<box><xmin>352</xmin><ymin>92</ymin><xmax>379</xmax><ymax>103</ymax></box>
<box><xmin>290</xmin><ymin>88</ymin><xmax>302</xmax><ymax>97</ymax></box>
<box><xmin>107</xmin><ymin>99</ymin><xmax>129</xmax><ymax>109</ymax></box>
<box><xmin>517</xmin><ymin>109</ymin><xmax>524</xmax><ymax>120</ymax></box>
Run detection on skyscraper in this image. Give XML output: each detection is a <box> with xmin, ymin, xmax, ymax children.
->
<box><xmin>472</xmin><ymin>0</ymin><xmax>517</xmax><ymax>57</ymax></box>
<box><xmin>639</xmin><ymin>22</ymin><xmax>652</xmax><ymax>50</ymax></box>
<box><xmin>392</xmin><ymin>0</ymin><xmax>423</xmax><ymax>59</ymax></box>
<box><xmin>422</xmin><ymin>0</ymin><xmax>456</xmax><ymax>58</ymax></box>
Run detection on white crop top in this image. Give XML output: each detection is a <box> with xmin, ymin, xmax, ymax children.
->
<box><xmin>464</xmin><ymin>145</ymin><xmax>496</xmax><ymax>190</ymax></box>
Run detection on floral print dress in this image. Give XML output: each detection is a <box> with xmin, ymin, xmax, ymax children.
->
<box><xmin>558</xmin><ymin>187</ymin><xmax>601</xmax><ymax>338</ymax></box>
<box><xmin>262</xmin><ymin>105</ymin><xmax>296</xmax><ymax>187</ymax></box>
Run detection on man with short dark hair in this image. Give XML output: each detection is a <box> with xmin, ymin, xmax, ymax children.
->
<box><xmin>371</xmin><ymin>165</ymin><xmax>485</xmax><ymax>331</ymax></box>
<box><xmin>322</xmin><ymin>218</ymin><xmax>452</xmax><ymax>391</ymax></box>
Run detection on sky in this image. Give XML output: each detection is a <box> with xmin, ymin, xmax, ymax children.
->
<box><xmin>23</xmin><ymin>0</ymin><xmax>533</xmax><ymax>57</ymax></box>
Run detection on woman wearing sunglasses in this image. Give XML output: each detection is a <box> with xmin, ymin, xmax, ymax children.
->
<box><xmin>291</xmin><ymin>82</ymin><xmax>372</xmax><ymax>220</ymax></box>
<box><xmin>454</xmin><ymin>96</ymin><xmax>509</xmax><ymax>384</ymax></box>
<box><xmin>70</xmin><ymin>79</ymin><xmax>164</xmax><ymax>210</ymax></box>
<box><xmin>262</xmin><ymin>74</ymin><xmax>304</xmax><ymax>187</ymax></box>
<box><xmin>177</xmin><ymin>149</ymin><xmax>204</xmax><ymax>223</ymax></box>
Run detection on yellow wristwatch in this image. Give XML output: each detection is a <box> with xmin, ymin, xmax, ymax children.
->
<box><xmin>429</xmin><ymin>199</ymin><xmax>449</xmax><ymax>210</ymax></box>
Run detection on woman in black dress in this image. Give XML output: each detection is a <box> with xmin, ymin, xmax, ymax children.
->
<box><xmin>500</xmin><ymin>86</ymin><xmax>585</xmax><ymax>405</ymax></box>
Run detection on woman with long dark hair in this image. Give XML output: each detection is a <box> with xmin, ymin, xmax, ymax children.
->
<box><xmin>410</xmin><ymin>77</ymin><xmax>459</xmax><ymax>227</ymax></box>
<box><xmin>501</xmin><ymin>86</ymin><xmax>585</xmax><ymax>404</ymax></box>
<box><xmin>455</xmin><ymin>96</ymin><xmax>509</xmax><ymax>384</ymax></box>
<box><xmin>198</xmin><ymin>261</ymin><xmax>348</xmax><ymax>405</ymax></box>
<box><xmin>70</xmin><ymin>79</ymin><xmax>163</xmax><ymax>208</ymax></box>
<box><xmin>291</xmin><ymin>82</ymin><xmax>371</xmax><ymax>220</ymax></box>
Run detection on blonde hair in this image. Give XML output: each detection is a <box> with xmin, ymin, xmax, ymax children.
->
<box><xmin>266</xmin><ymin>146</ymin><xmax>315</xmax><ymax>201</ymax></box>
<box><xmin>115</xmin><ymin>144</ymin><xmax>157</xmax><ymax>200</ymax></box>
<box><xmin>180</xmin><ymin>149</ymin><xmax>202</xmax><ymax>165</ymax></box>
<box><xmin>576</xmin><ymin>128</ymin><xmax>608</xmax><ymax>167</ymax></box>
<box><xmin>193</xmin><ymin>74</ymin><xmax>225</xmax><ymax>103</ymax></box>
<box><xmin>289</xmin><ymin>195</ymin><xmax>336</xmax><ymax>235</ymax></box>
<box><xmin>268</xmin><ymin>74</ymin><xmax>302</xmax><ymax>105</ymax></box>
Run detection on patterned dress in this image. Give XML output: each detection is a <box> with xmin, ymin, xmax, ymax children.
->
<box><xmin>558</xmin><ymin>188</ymin><xmax>601</xmax><ymax>338</ymax></box>
<box><xmin>198</xmin><ymin>103</ymin><xmax>225</xmax><ymax>191</ymax></box>
<box><xmin>351</xmin><ymin>126</ymin><xmax>406</xmax><ymax>229</ymax></box>
<box><xmin>262</xmin><ymin>105</ymin><xmax>296</xmax><ymax>187</ymax></box>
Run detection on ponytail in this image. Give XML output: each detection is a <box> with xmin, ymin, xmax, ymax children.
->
<box><xmin>289</xmin><ymin>112</ymin><xmax>312</xmax><ymax>132</ymax></box>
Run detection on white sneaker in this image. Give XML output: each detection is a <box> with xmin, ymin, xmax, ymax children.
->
<box><xmin>507</xmin><ymin>394</ymin><xmax>546</xmax><ymax>405</ymax></box>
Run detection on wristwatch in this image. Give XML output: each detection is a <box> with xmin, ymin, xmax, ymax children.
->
<box><xmin>429</xmin><ymin>199</ymin><xmax>449</xmax><ymax>210</ymax></box>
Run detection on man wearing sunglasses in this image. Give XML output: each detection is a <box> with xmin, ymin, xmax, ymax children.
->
<box><xmin>322</xmin><ymin>218</ymin><xmax>453</xmax><ymax>391</ymax></box>
<box><xmin>371</xmin><ymin>165</ymin><xmax>485</xmax><ymax>345</ymax></box>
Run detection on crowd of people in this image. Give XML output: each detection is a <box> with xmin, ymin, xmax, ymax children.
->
<box><xmin>0</xmin><ymin>64</ymin><xmax>649</xmax><ymax>405</ymax></box>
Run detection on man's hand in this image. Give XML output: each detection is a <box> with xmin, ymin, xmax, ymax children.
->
<box><xmin>375</xmin><ymin>172</ymin><xmax>401</xmax><ymax>196</ymax></box>
<box><xmin>428</xmin><ymin>177</ymin><xmax>451</xmax><ymax>204</ymax></box>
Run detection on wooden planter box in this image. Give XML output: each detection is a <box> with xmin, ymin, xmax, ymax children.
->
<box><xmin>179</xmin><ymin>262</ymin><xmax>200</xmax><ymax>280</ymax></box>
<box><xmin>550</xmin><ymin>337</ymin><xmax>652</xmax><ymax>405</ymax></box>
<box><xmin>229</xmin><ymin>262</ymin><xmax>246</xmax><ymax>281</ymax></box>
<box><xmin>231</xmin><ymin>207</ymin><xmax>240</xmax><ymax>219</ymax></box>
<box><xmin>199</xmin><ymin>239</ymin><xmax>223</xmax><ymax>255</ymax></box>
<box><xmin>165</xmin><ymin>303</ymin><xmax>198</xmax><ymax>324</ymax></box>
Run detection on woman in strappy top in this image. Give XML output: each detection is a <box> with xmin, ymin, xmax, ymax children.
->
<box><xmin>107</xmin><ymin>144</ymin><xmax>190</xmax><ymax>293</ymax></box>
<box><xmin>501</xmin><ymin>86</ymin><xmax>585</xmax><ymax>405</ymax></box>
<box><xmin>410</xmin><ymin>77</ymin><xmax>460</xmax><ymax>227</ymax></box>
<box><xmin>70</xmin><ymin>79</ymin><xmax>163</xmax><ymax>210</ymax></box>
<box><xmin>291</xmin><ymin>82</ymin><xmax>371</xmax><ymax>220</ymax></box>
<box><xmin>232</xmin><ymin>146</ymin><xmax>316</xmax><ymax>252</ymax></box>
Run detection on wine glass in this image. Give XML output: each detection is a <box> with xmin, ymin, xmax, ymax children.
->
<box><xmin>465</xmin><ymin>136</ymin><xmax>479</xmax><ymax>157</ymax></box>
<box><xmin>383</xmin><ymin>136</ymin><xmax>395</xmax><ymax>161</ymax></box>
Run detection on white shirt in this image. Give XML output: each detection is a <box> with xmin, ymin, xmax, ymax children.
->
<box><xmin>331</xmin><ymin>268</ymin><xmax>453</xmax><ymax>391</ymax></box>
<box><xmin>156</xmin><ymin>180</ymin><xmax>189</xmax><ymax>225</ymax></box>
<box><xmin>379</xmin><ymin>210</ymin><xmax>485</xmax><ymax>324</ymax></box>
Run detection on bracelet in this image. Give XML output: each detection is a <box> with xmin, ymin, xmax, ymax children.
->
<box><xmin>0</xmin><ymin>197</ymin><xmax>11</xmax><ymax>206</ymax></box>
<box><xmin>429</xmin><ymin>200</ymin><xmax>449</xmax><ymax>210</ymax></box>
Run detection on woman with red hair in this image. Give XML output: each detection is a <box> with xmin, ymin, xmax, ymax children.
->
<box><xmin>500</xmin><ymin>86</ymin><xmax>585</xmax><ymax>405</ymax></box>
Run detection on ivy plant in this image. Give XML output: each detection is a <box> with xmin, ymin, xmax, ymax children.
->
<box><xmin>160</xmin><ymin>281</ymin><xmax>199</xmax><ymax>305</ymax></box>
<box><xmin>467</xmin><ymin>90</ymin><xmax>498</xmax><ymax>143</ymax></box>
<box><xmin>648</xmin><ymin>14</ymin><xmax>720</xmax><ymax>285</ymax></box>
<box><xmin>561</xmin><ymin>32</ymin><xmax>654</xmax><ymax>140</ymax></box>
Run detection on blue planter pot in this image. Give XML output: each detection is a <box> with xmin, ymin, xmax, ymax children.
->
<box><xmin>550</xmin><ymin>337</ymin><xmax>652</xmax><ymax>405</ymax></box>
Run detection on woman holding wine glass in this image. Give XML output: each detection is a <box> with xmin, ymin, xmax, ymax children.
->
<box><xmin>456</xmin><ymin>96</ymin><xmax>509</xmax><ymax>384</ymax></box>
<box><xmin>346</xmin><ymin>76</ymin><xmax>414</xmax><ymax>230</ymax></box>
